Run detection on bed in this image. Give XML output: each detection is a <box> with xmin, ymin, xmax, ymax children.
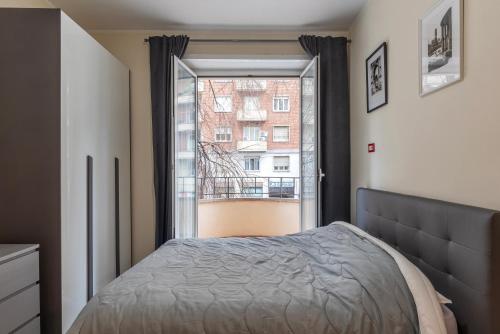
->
<box><xmin>69</xmin><ymin>188</ymin><xmax>500</xmax><ymax>334</ymax></box>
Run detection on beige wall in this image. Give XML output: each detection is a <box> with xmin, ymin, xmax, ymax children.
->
<box><xmin>349</xmin><ymin>0</ymin><xmax>500</xmax><ymax>222</ymax></box>
<box><xmin>198</xmin><ymin>199</ymin><xmax>300</xmax><ymax>238</ymax></box>
<box><xmin>0</xmin><ymin>0</ymin><xmax>53</xmax><ymax>7</ymax></box>
<box><xmin>90</xmin><ymin>30</ymin><xmax>346</xmax><ymax>263</ymax></box>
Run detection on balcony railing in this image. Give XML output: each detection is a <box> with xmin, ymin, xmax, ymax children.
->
<box><xmin>237</xmin><ymin>109</ymin><xmax>267</xmax><ymax>121</ymax></box>
<box><xmin>237</xmin><ymin>140</ymin><xmax>267</xmax><ymax>152</ymax></box>
<box><xmin>236</xmin><ymin>80</ymin><xmax>267</xmax><ymax>91</ymax></box>
<box><xmin>177</xmin><ymin>176</ymin><xmax>300</xmax><ymax>200</ymax></box>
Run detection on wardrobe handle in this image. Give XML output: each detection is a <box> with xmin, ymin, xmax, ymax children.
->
<box><xmin>114</xmin><ymin>157</ymin><xmax>120</xmax><ymax>278</ymax></box>
<box><xmin>87</xmin><ymin>155</ymin><xmax>93</xmax><ymax>301</ymax></box>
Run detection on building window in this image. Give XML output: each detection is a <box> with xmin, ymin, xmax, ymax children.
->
<box><xmin>214</xmin><ymin>179</ymin><xmax>235</xmax><ymax>199</ymax></box>
<box><xmin>269</xmin><ymin>178</ymin><xmax>295</xmax><ymax>198</ymax></box>
<box><xmin>178</xmin><ymin>132</ymin><xmax>195</xmax><ymax>152</ymax></box>
<box><xmin>214</xmin><ymin>96</ymin><xmax>232</xmax><ymax>112</ymax></box>
<box><xmin>242</xmin><ymin>186</ymin><xmax>263</xmax><ymax>198</ymax></box>
<box><xmin>273</xmin><ymin>126</ymin><xmax>290</xmax><ymax>142</ymax></box>
<box><xmin>273</xmin><ymin>156</ymin><xmax>290</xmax><ymax>172</ymax></box>
<box><xmin>273</xmin><ymin>96</ymin><xmax>289</xmax><ymax>112</ymax></box>
<box><xmin>214</xmin><ymin>127</ymin><xmax>232</xmax><ymax>142</ymax></box>
<box><xmin>178</xmin><ymin>159</ymin><xmax>195</xmax><ymax>177</ymax></box>
<box><xmin>244</xmin><ymin>157</ymin><xmax>260</xmax><ymax>171</ymax></box>
<box><xmin>244</xmin><ymin>96</ymin><xmax>260</xmax><ymax>112</ymax></box>
<box><xmin>243</xmin><ymin>126</ymin><xmax>261</xmax><ymax>141</ymax></box>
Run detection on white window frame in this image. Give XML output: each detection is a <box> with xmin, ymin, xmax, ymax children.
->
<box><xmin>272</xmin><ymin>126</ymin><xmax>290</xmax><ymax>142</ymax></box>
<box><xmin>273</xmin><ymin>96</ymin><xmax>290</xmax><ymax>112</ymax></box>
<box><xmin>244</xmin><ymin>96</ymin><xmax>261</xmax><ymax>112</ymax></box>
<box><xmin>273</xmin><ymin>156</ymin><xmax>290</xmax><ymax>172</ymax></box>
<box><xmin>214</xmin><ymin>127</ymin><xmax>232</xmax><ymax>142</ymax></box>
<box><xmin>243</xmin><ymin>126</ymin><xmax>261</xmax><ymax>141</ymax></box>
<box><xmin>244</xmin><ymin>156</ymin><xmax>260</xmax><ymax>171</ymax></box>
<box><xmin>214</xmin><ymin>95</ymin><xmax>232</xmax><ymax>113</ymax></box>
<box><xmin>197</xmin><ymin>81</ymin><xmax>205</xmax><ymax>92</ymax></box>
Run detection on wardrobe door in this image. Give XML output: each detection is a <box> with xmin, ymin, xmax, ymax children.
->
<box><xmin>60</xmin><ymin>12</ymin><xmax>98</xmax><ymax>331</ymax></box>
<box><xmin>60</xmin><ymin>11</ymin><xmax>130</xmax><ymax>332</ymax></box>
<box><xmin>91</xmin><ymin>32</ymin><xmax>127</xmax><ymax>298</ymax></box>
<box><xmin>115</xmin><ymin>77</ymin><xmax>131</xmax><ymax>276</ymax></box>
<box><xmin>60</xmin><ymin>12</ymin><xmax>99</xmax><ymax>332</ymax></box>
<box><xmin>106</xmin><ymin>56</ymin><xmax>131</xmax><ymax>277</ymax></box>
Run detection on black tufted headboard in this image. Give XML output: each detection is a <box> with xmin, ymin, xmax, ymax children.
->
<box><xmin>356</xmin><ymin>188</ymin><xmax>500</xmax><ymax>334</ymax></box>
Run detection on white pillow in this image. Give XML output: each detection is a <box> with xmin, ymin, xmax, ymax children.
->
<box><xmin>442</xmin><ymin>305</ymin><xmax>458</xmax><ymax>334</ymax></box>
<box><xmin>437</xmin><ymin>292</ymin><xmax>452</xmax><ymax>304</ymax></box>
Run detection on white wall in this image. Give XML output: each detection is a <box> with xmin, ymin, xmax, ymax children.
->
<box><xmin>349</xmin><ymin>0</ymin><xmax>500</xmax><ymax>221</ymax></box>
<box><xmin>90</xmin><ymin>30</ymin><xmax>347</xmax><ymax>263</ymax></box>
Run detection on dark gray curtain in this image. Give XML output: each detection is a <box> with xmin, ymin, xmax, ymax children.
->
<box><xmin>149</xmin><ymin>35</ymin><xmax>189</xmax><ymax>248</ymax></box>
<box><xmin>299</xmin><ymin>35</ymin><xmax>350</xmax><ymax>226</ymax></box>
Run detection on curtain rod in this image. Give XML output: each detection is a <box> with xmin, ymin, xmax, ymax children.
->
<box><xmin>143</xmin><ymin>38</ymin><xmax>352</xmax><ymax>43</ymax></box>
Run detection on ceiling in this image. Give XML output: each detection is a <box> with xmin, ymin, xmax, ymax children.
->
<box><xmin>50</xmin><ymin>0</ymin><xmax>366</xmax><ymax>31</ymax></box>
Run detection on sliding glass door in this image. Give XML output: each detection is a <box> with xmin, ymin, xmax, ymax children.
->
<box><xmin>173</xmin><ymin>56</ymin><xmax>198</xmax><ymax>238</ymax></box>
<box><xmin>300</xmin><ymin>56</ymin><xmax>320</xmax><ymax>231</ymax></box>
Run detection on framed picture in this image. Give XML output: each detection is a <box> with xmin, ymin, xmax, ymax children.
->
<box><xmin>366</xmin><ymin>42</ymin><xmax>388</xmax><ymax>113</ymax></box>
<box><xmin>419</xmin><ymin>0</ymin><xmax>463</xmax><ymax>96</ymax></box>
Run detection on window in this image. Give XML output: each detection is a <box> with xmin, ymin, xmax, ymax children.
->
<box><xmin>273</xmin><ymin>96</ymin><xmax>289</xmax><ymax>112</ymax></box>
<box><xmin>244</xmin><ymin>157</ymin><xmax>260</xmax><ymax>171</ymax></box>
<box><xmin>214</xmin><ymin>96</ymin><xmax>232</xmax><ymax>112</ymax></box>
<box><xmin>269</xmin><ymin>178</ymin><xmax>295</xmax><ymax>198</ymax></box>
<box><xmin>178</xmin><ymin>159</ymin><xmax>195</xmax><ymax>193</ymax></box>
<box><xmin>243</xmin><ymin>126</ymin><xmax>261</xmax><ymax>141</ymax></box>
<box><xmin>198</xmin><ymin>81</ymin><xmax>205</xmax><ymax>92</ymax></box>
<box><xmin>242</xmin><ymin>186</ymin><xmax>263</xmax><ymax>198</ymax></box>
<box><xmin>214</xmin><ymin>127</ymin><xmax>232</xmax><ymax>142</ymax></box>
<box><xmin>214</xmin><ymin>179</ymin><xmax>235</xmax><ymax>199</ymax></box>
<box><xmin>273</xmin><ymin>126</ymin><xmax>290</xmax><ymax>142</ymax></box>
<box><xmin>273</xmin><ymin>156</ymin><xmax>290</xmax><ymax>172</ymax></box>
<box><xmin>178</xmin><ymin>132</ymin><xmax>195</xmax><ymax>151</ymax></box>
<box><xmin>244</xmin><ymin>96</ymin><xmax>260</xmax><ymax>112</ymax></box>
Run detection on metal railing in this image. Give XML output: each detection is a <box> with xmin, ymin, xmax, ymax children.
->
<box><xmin>235</xmin><ymin>80</ymin><xmax>267</xmax><ymax>91</ymax></box>
<box><xmin>176</xmin><ymin>176</ymin><xmax>300</xmax><ymax>200</ymax></box>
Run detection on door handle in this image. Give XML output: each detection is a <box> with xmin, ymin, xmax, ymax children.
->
<box><xmin>319</xmin><ymin>169</ymin><xmax>326</xmax><ymax>182</ymax></box>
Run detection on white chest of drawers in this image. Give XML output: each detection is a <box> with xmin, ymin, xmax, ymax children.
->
<box><xmin>0</xmin><ymin>245</ymin><xmax>40</xmax><ymax>334</ymax></box>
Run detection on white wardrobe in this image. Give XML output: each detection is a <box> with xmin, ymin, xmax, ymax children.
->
<box><xmin>0</xmin><ymin>8</ymin><xmax>131</xmax><ymax>333</ymax></box>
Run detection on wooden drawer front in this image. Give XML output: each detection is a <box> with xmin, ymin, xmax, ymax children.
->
<box><xmin>13</xmin><ymin>316</ymin><xmax>40</xmax><ymax>334</ymax></box>
<box><xmin>0</xmin><ymin>284</ymin><xmax>39</xmax><ymax>334</ymax></box>
<box><xmin>0</xmin><ymin>251</ymin><xmax>39</xmax><ymax>300</ymax></box>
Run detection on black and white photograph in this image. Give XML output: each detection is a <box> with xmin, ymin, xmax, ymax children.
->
<box><xmin>366</xmin><ymin>42</ymin><xmax>388</xmax><ymax>113</ymax></box>
<box><xmin>420</xmin><ymin>0</ymin><xmax>463</xmax><ymax>95</ymax></box>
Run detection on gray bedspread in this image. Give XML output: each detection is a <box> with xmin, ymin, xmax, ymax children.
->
<box><xmin>69</xmin><ymin>224</ymin><xmax>419</xmax><ymax>333</ymax></box>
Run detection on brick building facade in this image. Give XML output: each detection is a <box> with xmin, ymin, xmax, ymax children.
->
<box><xmin>197</xmin><ymin>78</ymin><xmax>301</xmax><ymax>198</ymax></box>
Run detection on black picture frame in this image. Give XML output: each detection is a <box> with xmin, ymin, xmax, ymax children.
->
<box><xmin>366</xmin><ymin>42</ymin><xmax>388</xmax><ymax>113</ymax></box>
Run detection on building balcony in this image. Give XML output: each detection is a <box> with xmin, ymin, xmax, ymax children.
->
<box><xmin>236</xmin><ymin>80</ymin><xmax>267</xmax><ymax>91</ymax></box>
<box><xmin>237</xmin><ymin>140</ymin><xmax>267</xmax><ymax>152</ymax></box>
<box><xmin>237</xmin><ymin>109</ymin><xmax>267</xmax><ymax>121</ymax></box>
<box><xmin>198</xmin><ymin>198</ymin><xmax>299</xmax><ymax>238</ymax></box>
<box><xmin>196</xmin><ymin>176</ymin><xmax>300</xmax><ymax>238</ymax></box>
